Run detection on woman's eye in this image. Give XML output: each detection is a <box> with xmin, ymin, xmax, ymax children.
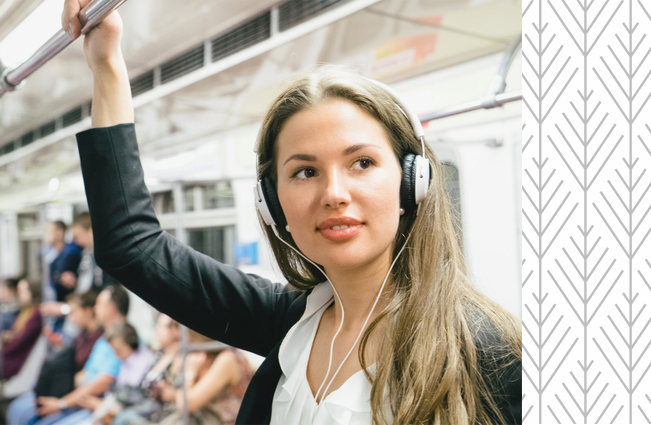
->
<box><xmin>293</xmin><ymin>168</ymin><xmax>316</xmax><ymax>179</ymax></box>
<box><xmin>353</xmin><ymin>157</ymin><xmax>374</xmax><ymax>170</ymax></box>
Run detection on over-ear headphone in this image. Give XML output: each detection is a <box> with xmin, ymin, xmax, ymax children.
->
<box><xmin>253</xmin><ymin>79</ymin><xmax>431</xmax><ymax>228</ymax></box>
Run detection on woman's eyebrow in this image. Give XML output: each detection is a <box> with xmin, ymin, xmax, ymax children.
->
<box><xmin>342</xmin><ymin>143</ymin><xmax>380</xmax><ymax>156</ymax></box>
<box><xmin>283</xmin><ymin>153</ymin><xmax>316</xmax><ymax>166</ymax></box>
<box><xmin>283</xmin><ymin>143</ymin><xmax>380</xmax><ymax>166</ymax></box>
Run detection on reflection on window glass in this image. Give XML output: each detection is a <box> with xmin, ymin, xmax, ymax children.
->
<box><xmin>203</xmin><ymin>181</ymin><xmax>235</xmax><ymax>210</ymax></box>
<box><xmin>187</xmin><ymin>226</ymin><xmax>235</xmax><ymax>265</ymax></box>
<box><xmin>153</xmin><ymin>191</ymin><xmax>175</xmax><ymax>214</ymax></box>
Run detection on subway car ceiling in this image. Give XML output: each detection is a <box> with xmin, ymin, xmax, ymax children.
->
<box><xmin>0</xmin><ymin>0</ymin><xmax>521</xmax><ymax>212</ymax></box>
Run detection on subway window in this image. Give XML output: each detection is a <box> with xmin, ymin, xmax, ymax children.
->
<box><xmin>152</xmin><ymin>190</ymin><xmax>175</xmax><ymax>215</ymax></box>
<box><xmin>187</xmin><ymin>226</ymin><xmax>235</xmax><ymax>265</ymax></box>
<box><xmin>203</xmin><ymin>181</ymin><xmax>235</xmax><ymax>210</ymax></box>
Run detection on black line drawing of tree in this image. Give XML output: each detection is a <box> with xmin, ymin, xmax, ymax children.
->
<box><xmin>545</xmin><ymin>0</ymin><xmax>625</xmax><ymax>422</ymax></box>
<box><xmin>522</xmin><ymin>1</ymin><xmax>579</xmax><ymax>422</ymax></box>
<box><xmin>592</xmin><ymin>0</ymin><xmax>651</xmax><ymax>422</ymax></box>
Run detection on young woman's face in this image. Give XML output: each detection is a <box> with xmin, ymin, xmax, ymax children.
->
<box><xmin>155</xmin><ymin>314</ymin><xmax>179</xmax><ymax>349</ymax></box>
<box><xmin>276</xmin><ymin>99</ymin><xmax>403</xmax><ymax>274</ymax></box>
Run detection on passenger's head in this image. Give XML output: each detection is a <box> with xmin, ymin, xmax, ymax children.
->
<box><xmin>0</xmin><ymin>277</ymin><xmax>20</xmax><ymax>301</ymax></box>
<box><xmin>17</xmin><ymin>279</ymin><xmax>37</xmax><ymax>306</ymax></box>
<box><xmin>106</xmin><ymin>323</ymin><xmax>139</xmax><ymax>361</ymax></box>
<box><xmin>47</xmin><ymin>221</ymin><xmax>67</xmax><ymax>246</ymax></box>
<box><xmin>256</xmin><ymin>65</ymin><xmax>451</xmax><ymax>289</ymax></box>
<box><xmin>95</xmin><ymin>285</ymin><xmax>129</xmax><ymax>327</ymax></box>
<box><xmin>72</xmin><ymin>212</ymin><xmax>93</xmax><ymax>248</ymax></box>
<box><xmin>67</xmin><ymin>290</ymin><xmax>98</xmax><ymax>329</ymax></box>
<box><xmin>155</xmin><ymin>313</ymin><xmax>180</xmax><ymax>350</ymax></box>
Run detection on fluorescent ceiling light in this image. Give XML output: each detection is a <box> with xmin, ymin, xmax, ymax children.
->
<box><xmin>0</xmin><ymin>0</ymin><xmax>62</xmax><ymax>67</ymax></box>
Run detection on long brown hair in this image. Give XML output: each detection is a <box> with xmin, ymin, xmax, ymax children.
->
<box><xmin>257</xmin><ymin>65</ymin><xmax>521</xmax><ymax>424</ymax></box>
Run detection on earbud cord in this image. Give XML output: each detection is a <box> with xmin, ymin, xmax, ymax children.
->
<box><xmin>271</xmin><ymin>223</ymin><xmax>413</xmax><ymax>407</ymax></box>
<box><xmin>271</xmin><ymin>224</ymin><xmax>343</xmax><ymax>406</ymax></box>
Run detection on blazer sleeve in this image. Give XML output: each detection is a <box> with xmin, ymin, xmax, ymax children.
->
<box><xmin>76</xmin><ymin>123</ymin><xmax>297</xmax><ymax>357</ymax></box>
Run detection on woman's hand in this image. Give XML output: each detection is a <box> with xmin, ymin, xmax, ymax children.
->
<box><xmin>61</xmin><ymin>0</ymin><xmax>124</xmax><ymax>71</ymax></box>
<box><xmin>61</xmin><ymin>0</ymin><xmax>133</xmax><ymax>127</ymax></box>
<box><xmin>157</xmin><ymin>381</ymin><xmax>178</xmax><ymax>403</ymax></box>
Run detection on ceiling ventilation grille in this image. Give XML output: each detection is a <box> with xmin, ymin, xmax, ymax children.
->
<box><xmin>1</xmin><ymin>0</ymin><xmax>355</xmax><ymax>157</ymax></box>
<box><xmin>279</xmin><ymin>0</ymin><xmax>349</xmax><ymax>31</ymax></box>
<box><xmin>131</xmin><ymin>71</ymin><xmax>154</xmax><ymax>96</ymax></box>
<box><xmin>39</xmin><ymin>121</ymin><xmax>56</xmax><ymax>138</ymax></box>
<box><xmin>160</xmin><ymin>45</ymin><xmax>204</xmax><ymax>84</ymax></box>
<box><xmin>212</xmin><ymin>11</ymin><xmax>271</xmax><ymax>62</ymax></box>
<box><xmin>62</xmin><ymin>107</ymin><xmax>83</xmax><ymax>127</ymax></box>
<box><xmin>0</xmin><ymin>142</ymin><xmax>14</xmax><ymax>155</ymax></box>
<box><xmin>20</xmin><ymin>131</ymin><xmax>35</xmax><ymax>147</ymax></box>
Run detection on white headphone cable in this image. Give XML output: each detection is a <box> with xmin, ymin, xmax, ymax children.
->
<box><xmin>271</xmin><ymin>224</ymin><xmax>412</xmax><ymax>409</ymax></box>
<box><xmin>318</xmin><ymin>231</ymin><xmax>411</xmax><ymax>403</ymax></box>
<box><xmin>271</xmin><ymin>224</ymin><xmax>344</xmax><ymax>408</ymax></box>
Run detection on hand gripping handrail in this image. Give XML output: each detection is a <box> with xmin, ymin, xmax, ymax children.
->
<box><xmin>0</xmin><ymin>0</ymin><xmax>129</xmax><ymax>98</ymax></box>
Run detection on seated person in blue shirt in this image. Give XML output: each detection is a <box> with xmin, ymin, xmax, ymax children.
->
<box><xmin>52</xmin><ymin>323</ymin><xmax>156</xmax><ymax>425</ymax></box>
<box><xmin>6</xmin><ymin>285</ymin><xmax>130</xmax><ymax>425</ymax></box>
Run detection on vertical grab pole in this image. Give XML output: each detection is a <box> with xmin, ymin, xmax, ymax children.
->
<box><xmin>180</xmin><ymin>325</ymin><xmax>190</xmax><ymax>425</ymax></box>
<box><xmin>0</xmin><ymin>0</ymin><xmax>129</xmax><ymax>98</ymax></box>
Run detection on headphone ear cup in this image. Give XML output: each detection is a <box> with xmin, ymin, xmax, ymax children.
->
<box><xmin>400</xmin><ymin>153</ymin><xmax>418</xmax><ymax>213</ymax></box>
<box><xmin>261</xmin><ymin>177</ymin><xmax>287</xmax><ymax>228</ymax></box>
<box><xmin>413</xmin><ymin>155</ymin><xmax>431</xmax><ymax>206</ymax></box>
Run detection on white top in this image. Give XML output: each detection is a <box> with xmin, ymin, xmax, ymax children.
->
<box><xmin>270</xmin><ymin>282</ymin><xmax>381</xmax><ymax>425</ymax></box>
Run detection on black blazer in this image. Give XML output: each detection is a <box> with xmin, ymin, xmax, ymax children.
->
<box><xmin>76</xmin><ymin>123</ymin><xmax>521</xmax><ymax>425</ymax></box>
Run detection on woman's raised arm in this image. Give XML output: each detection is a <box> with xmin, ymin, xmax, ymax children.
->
<box><xmin>65</xmin><ymin>1</ymin><xmax>304</xmax><ymax>357</ymax></box>
<box><xmin>62</xmin><ymin>0</ymin><xmax>134</xmax><ymax>127</ymax></box>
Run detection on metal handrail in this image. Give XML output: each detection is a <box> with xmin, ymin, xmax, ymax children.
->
<box><xmin>418</xmin><ymin>35</ymin><xmax>522</xmax><ymax>123</ymax></box>
<box><xmin>0</xmin><ymin>0</ymin><xmax>129</xmax><ymax>98</ymax></box>
<box><xmin>418</xmin><ymin>90</ymin><xmax>522</xmax><ymax>122</ymax></box>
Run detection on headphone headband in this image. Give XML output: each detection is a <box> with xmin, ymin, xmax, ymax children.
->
<box><xmin>368</xmin><ymin>79</ymin><xmax>427</xmax><ymax>157</ymax></box>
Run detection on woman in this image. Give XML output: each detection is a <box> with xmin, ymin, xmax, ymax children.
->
<box><xmin>2</xmin><ymin>279</ymin><xmax>42</xmax><ymax>380</ymax></box>
<box><xmin>114</xmin><ymin>329</ymin><xmax>251</xmax><ymax>425</ymax></box>
<box><xmin>62</xmin><ymin>1</ymin><xmax>522</xmax><ymax>424</ymax></box>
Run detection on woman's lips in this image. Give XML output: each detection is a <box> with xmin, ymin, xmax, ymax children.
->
<box><xmin>316</xmin><ymin>217</ymin><xmax>363</xmax><ymax>241</ymax></box>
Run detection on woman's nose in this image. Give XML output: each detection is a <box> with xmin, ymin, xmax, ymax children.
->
<box><xmin>321</xmin><ymin>169</ymin><xmax>351</xmax><ymax>209</ymax></box>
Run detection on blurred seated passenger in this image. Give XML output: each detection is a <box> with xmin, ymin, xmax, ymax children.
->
<box><xmin>34</xmin><ymin>291</ymin><xmax>104</xmax><ymax>400</ymax></box>
<box><xmin>0</xmin><ymin>277</ymin><xmax>21</xmax><ymax>332</ymax></box>
<box><xmin>2</xmin><ymin>279</ymin><xmax>43</xmax><ymax>380</ymax></box>
<box><xmin>113</xmin><ymin>329</ymin><xmax>252</xmax><ymax>425</ymax></box>
<box><xmin>80</xmin><ymin>313</ymin><xmax>180</xmax><ymax>425</ymax></box>
<box><xmin>58</xmin><ymin>323</ymin><xmax>155</xmax><ymax>424</ymax></box>
<box><xmin>6</xmin><ymin>285</ymin><xmax>128</xmax><ymax>425</ymax></box>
